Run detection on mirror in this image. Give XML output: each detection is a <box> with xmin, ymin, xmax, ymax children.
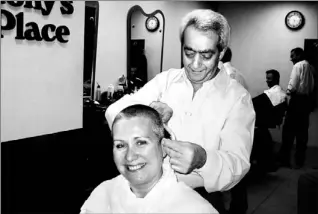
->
<box><xmin>127</xmin><ymin>5</ymin><xmax>165</xmax><ymax>92</ymax></box>
<box><xmin>83</xmin><ymin>1</ymin><xmax>99</xmax><ymax>99</ymax></box>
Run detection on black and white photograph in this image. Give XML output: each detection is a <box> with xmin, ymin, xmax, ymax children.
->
<box><xmin>1</xmin><ymin>1</ymin><xmax>318</xmax><ymax>214</ymax></box>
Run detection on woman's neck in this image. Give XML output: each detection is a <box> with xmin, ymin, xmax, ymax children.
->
<box><xmin>130</xmin><ymin>169</ymin><xmax>163</xmax><ymax>198</ymax></box>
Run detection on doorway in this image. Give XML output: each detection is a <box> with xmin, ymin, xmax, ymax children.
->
<box><xmin>304</xmin><ymin>39</ymin><xmax>318</xmax><ymax>109</ymax></box>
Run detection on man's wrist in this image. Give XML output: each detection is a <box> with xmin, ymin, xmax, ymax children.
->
<box><xmin>196</xmin><ymin>147</ymin><xmax>207</xmax><ymax>169</ymax></box>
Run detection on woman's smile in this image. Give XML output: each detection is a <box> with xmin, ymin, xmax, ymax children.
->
<box><xmin>126</xmin><ymin>163</ymin><xmax>146</xmax><ymax>172</ymax></box>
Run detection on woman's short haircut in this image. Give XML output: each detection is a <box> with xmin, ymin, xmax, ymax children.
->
<box><xmin>112</xmin><ymin>104</ymin><xmax>165</xmax><ymax>141</ymax></box>
<box><xmin>179</xmin><ymin>9</ymin><xmax>231</xmax><ymax>52</ymax></box>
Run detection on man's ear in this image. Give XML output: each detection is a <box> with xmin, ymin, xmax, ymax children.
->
<box><xmin>219</xmin><ymin>47</ymin><xmax>227</xmax><ymax>61</ymax></box>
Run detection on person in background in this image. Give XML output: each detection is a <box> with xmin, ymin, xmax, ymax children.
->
<box><xmin>105</xmin><ymin>9</ymin><xmax>255</xmax><ymax>214</ymax></box>
<box><xmin>219</xmin><ymin>47</ymin><xmax>248</xmax><ymax>90</ymax></box>
<box><xmin>80</xmin><ymin>104</ymin><xmax>217</xmax><ymax>213</ymax></box>
<box><xmin>278</xmin><ymin>47</ymin><xmax>315</xmax><ymax>169</ymax></box>
<box><xmin>264</xmin><ymin>69</ymin><xmax>287</xmax><ymax>108</ymax></box>
<box><xmin>253</xmin><ymin>69</ymin><xmax>287</xmax><ymax>128</ymax></box>
<box><xmin>251</xmin><ymin>69</ymin><xmax>287</xmax><ymax>175</ymax></box>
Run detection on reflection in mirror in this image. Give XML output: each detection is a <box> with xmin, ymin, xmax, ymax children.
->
<box><xmin>127</xmin><ymin>5</ymin><xmax>165</xmax><ymax>92</ymax></box>
<box><xmin>83</xmin><ymin>1</ymin><xmax>99</xmax><ymax>99</ymax></box>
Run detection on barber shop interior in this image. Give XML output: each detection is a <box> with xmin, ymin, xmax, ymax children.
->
<box><xmin>2</xmin><ymin>1</ymin><xmax>318</xmax><ymax>214</ymax></box>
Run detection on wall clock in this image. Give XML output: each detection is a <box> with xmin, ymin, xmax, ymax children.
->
<box><xmin>145</xmin><ymin>16</ymin><xmax>160</xmax><ymax>32</ymax></box>
<box><xmin>285</xmin><ymin>10</ymin><xmax>305</xmax><ymax>30</ymax></box>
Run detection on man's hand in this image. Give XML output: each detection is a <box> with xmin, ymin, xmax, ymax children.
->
<box><xmin>149</xmin><ymin>101</ymin><xmax>173</xmax><ymax>124</ymax></box>
<box><xmin>162</xmin><ymin>139</ymin><xmax>207</xmax><ymax>174</ymax></box>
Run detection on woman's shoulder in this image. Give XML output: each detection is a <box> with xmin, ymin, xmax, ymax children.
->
<box><xmin>167</xmin><ymin>182</ymin><xmax>218</xmax><ymax>213</ymax></box>
<box><xmin>89</xmin><ymin>175</ymin><xmax>122</xmax><ymax>197</ymax></box>
<box><xmin>80</xmin><ymin>176</ymin><xmax>123</xmax><ymax>213</ymax></box>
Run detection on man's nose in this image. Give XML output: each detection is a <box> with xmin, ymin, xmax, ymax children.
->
<box><xmin>125</xmin><ymin>146</ymin><xmax>138</xmax><ymax>162</ymax></box>
<box><xmin>192</xmin><ymin>54</ymin><xmax>202</xmax><ymax>69</ymax></box>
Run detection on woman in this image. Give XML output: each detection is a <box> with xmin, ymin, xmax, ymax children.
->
<box><xmin>80</xmin><ymin>104</ymin><xmax>217</xmax><ymax>213</ymax></box>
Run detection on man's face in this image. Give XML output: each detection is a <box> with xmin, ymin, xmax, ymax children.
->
<box><xmin>112</xmin><ymin>116</ymin><xmax>164</xmax><ymax>190</ymax></box>
<box><xmin>266</xmin><ymin>73</ymin><xmax>275</xmax><ymax>88</ymax></box>
<box><xmin>290</xmin><ymin>51</ymin><xmax>299</xmax><ymax>65</ymax></box>
<box><xmin>182</xmin><ymin>25</ymin><xmax>221</xmax><ymax>84</ymax></box>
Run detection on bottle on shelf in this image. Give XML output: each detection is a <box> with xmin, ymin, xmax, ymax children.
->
<box><xmin>95</xmin><ymin>83</ymin><xmax>101</xmax><ymax>101</ymax></box>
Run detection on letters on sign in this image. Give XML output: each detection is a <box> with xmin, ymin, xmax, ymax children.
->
<box><xmin>1</xmin><ymin>1</ymin><xmax>74</xmax><ymax>43</ymax></box>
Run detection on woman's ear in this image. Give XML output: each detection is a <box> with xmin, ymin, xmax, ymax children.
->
<box><xmin>161</xmin><ymin>139</ymin><xmax>167</xmax><ymax>158</ymax></box>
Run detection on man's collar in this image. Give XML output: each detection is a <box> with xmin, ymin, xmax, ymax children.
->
<box><xmin>177</xmin><ymin>67</ymin><xmax>229</xmax><ymax>90</ymax></box>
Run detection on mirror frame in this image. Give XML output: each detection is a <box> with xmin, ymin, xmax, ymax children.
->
<box><xmin>83</xmin><ymin>1</ymin><xmax>99</xmax><ymax>100</ymax></box>
<box><xmin>126</xmin><ymin>5</ymin><xmax>165</xmax><ymax>83</ymax></box>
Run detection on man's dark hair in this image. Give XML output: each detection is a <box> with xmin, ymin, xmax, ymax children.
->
<box><xmin>291</xmin><ymin>47</ymin><xmax>305</xmax><ymax>60</ymax></box>
<box><xmin>266</xmin><ymin>69</ymin><xmax>280</xmax><ymax>84</ymax></box>
<box><xmin>112</xmin><ymin>104</ymin><xmax>165</xmax><ymax>140</ymax></box>
<box><xmin>220</xmin><ymin>47</ymin><xmax>232</xmax><ymax>63</ymax></box>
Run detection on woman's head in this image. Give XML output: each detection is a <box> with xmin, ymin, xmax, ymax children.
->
<box><xmin>112</xmin><ymin>104</ymin><xmax>166</xmax><ymax>196</ymax></box>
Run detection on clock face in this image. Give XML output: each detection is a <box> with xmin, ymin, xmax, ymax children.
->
<box><xmin>145</xmin><ymin>16</ymin><xmax>159</xmax><ymax>32</ymax></box>
<box><xmin>285</xmin><ymin>11</ymin><xmax>304</xmax><ymax>30</ymax></box>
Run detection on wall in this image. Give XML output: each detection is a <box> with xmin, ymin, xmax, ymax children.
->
<box><xmin>1</xmin><ymin>1</ymin><xmax>85</xmax><ymax>142</ymax></box>
<box><xmin>95</xmin><ymin>1</ymin><xmax>216</xmax><ymax>92</ymax></box>
<box><xmin>218</xmin><ymin>1</ymin><xmax>318</xmax><ymax>147</ymax></box>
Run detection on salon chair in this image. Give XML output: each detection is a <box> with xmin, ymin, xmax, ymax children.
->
<box><xmin>250</xmin><ymin>93</ymin><xmax>287</xmax><ymax>175</ymax></box>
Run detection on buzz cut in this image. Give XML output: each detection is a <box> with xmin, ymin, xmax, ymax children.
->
<box><xmin>112</xmin><ymin>104</ymin><xmax>165</xmax><ymax>141</ymax></box>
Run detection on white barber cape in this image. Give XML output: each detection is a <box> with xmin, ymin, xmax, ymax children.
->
<box><xmin>264</xmin><ymin>85</ymin><xmax>287</xmax><ymax>106</ymax></box>
<box><xmin>80</xmin><ymin>163</ymin><xmax>217</xmax><ymax>213</ymax></box>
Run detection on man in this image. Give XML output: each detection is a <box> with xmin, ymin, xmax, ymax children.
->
<box><xmin>219</xmin><ymin>47</ymin><xmax>248</xmax><ymax>90</ymax></box>
<box><xmin>278</xmin><ymin>47</ymin><xmax>315</xmax><ymax>168</ymax></box>
<box><xmin>80</xmin><ymin>104</ymin><xmax>217</xmax><ymax>213</ymax></box>
<box><xmin>251</xmin><ymin>69</ymin><xmax>287</xmax><ymax>174</ymax></box>
<box><xmin>253</xmin><ymin>69</ymin><xmax>287</xmax><ymax>128</ymax></box>
<box><xmin>106</xmin><ymin>9</ymin><xmax>255</xmax><ymax>213</ymax></box>
<box><xmin>264</xmin><ymin>69</ymin><xmax>287</xmax><ymax>108</ymax></box>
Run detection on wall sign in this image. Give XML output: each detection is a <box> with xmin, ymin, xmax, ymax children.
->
<box><xmin>1</xmin><ymin>1</ymin><xmax>74</xmax><ymax>43</ymax></box>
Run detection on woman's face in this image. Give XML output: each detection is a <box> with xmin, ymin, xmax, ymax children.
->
<box><xmin>112</xmin><ymin>116</ymin><xmax>164</xmax><ymax>190</ymax></box>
